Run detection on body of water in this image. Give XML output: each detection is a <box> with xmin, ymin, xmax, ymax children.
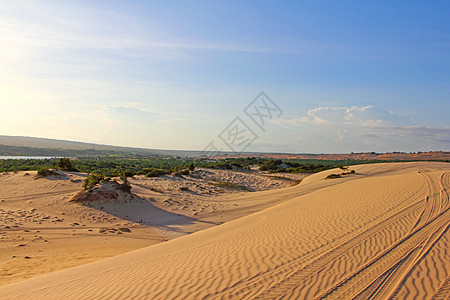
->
<box><xmin>0</xmin><ymin>156</ymin><xmax>66</xmax><ymax>160</ymax></box>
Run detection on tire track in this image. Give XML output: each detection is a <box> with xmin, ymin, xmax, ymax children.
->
<box><xmin>248</xmin><ymin>171</ymin><xmax>440</xmax><ymax>299</ymax></box>
<box><xmin>317</xmin><ymin>172</ymin><xmax>448</xmax><ymax>299</ymax></box>
<box><xmin>439</xmin><ymin>172</ymin><xmax>449</xmax><ymax>212</ymax></box>
<box><xmin>387</xmin><ymin>222</ymin><xmax>450</xmax><ymax>299</ymax></box>
<box><xmin>320</xmin><ymin>209</ymin><xmax>450</xmax><ymax>300</ymax></box>
<box><xmin>410</xmin><ymin>172</ymin><xmax>441</xmax><ymax>232</ymax></box>
<box><xmin>247</xmin><ymin>184</ymin><xmax>427</xmax><ymax>300</ymax></box>
<box><xmin>353</xmin><ymin>240</ymin><xmax>425</xmax><ymax>300</ymax></box>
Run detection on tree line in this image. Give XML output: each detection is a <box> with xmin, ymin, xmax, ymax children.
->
<box><xmin>0</xmin><ymin>156</ymin><xmax>400</xmax><ymax>177</ymax></box>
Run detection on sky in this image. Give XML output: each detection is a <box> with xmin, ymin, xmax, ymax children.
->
<box><xmin>0</xmin><ymin>0</ymin><xmax>449</xmax><ymax>153</ymax></box>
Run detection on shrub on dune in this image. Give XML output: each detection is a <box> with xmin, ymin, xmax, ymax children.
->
<box><xmin>83</xmin><ymin>174</ymin><xmax>110</xmax><ymax>190</ymax></box>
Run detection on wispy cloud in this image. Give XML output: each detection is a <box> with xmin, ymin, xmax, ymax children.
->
<box><xmin>96</xmin><ymin>105</ymin><xmax>159</xmax><ymax>134</ymax></box>
<box><xmin>0</xmin><ymin>0</ymin><xmax>288</xmax><ymax>67</ymax></box>
<box><xmin>99</xmin><ymin>105</ymin><xmax>157</xmax><ymax>121</ymax></box>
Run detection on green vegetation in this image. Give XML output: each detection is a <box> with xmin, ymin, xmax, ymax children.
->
<box><xmin>197</xmin><ymin>157</ymin><xmax>382</xmax><ymax>174</ymax></box>
<box><xmin>173</xmin><ymin>169</ymin><xmax>190</xmax><ymax>176</ymax></box>
<box><xmin>0</xmin><ymin>155</ymin><xmax>422</xmax><ymax>180</ymax></box>
<box><xmin>0</xmin><ymin>156</ymin><xmax>194</xmax><ymax>176</ymax></box>
<box><xmin>145</xmin><ymin>168</ymin><xmax>168</xmax><ymax>177</ymax></box>
<box><xmin>119</xmin><ymin>168</ymin><xmax>131</xmax><ymax>188</ymax></box>
<box><xmin>325</xmin><ymin>169</ymin><xmax>356</xmax><ymax>179</ymax></box>
<box><xmin>83</xmin><ymin>174</ymin><xmax>110</xmax><ymax>190</ymax></box>
<box><xmin>56</xmin><ymin>158</ymin><xmax>78</xmax><ymax>171</ymax></box>
<box><xmin>37</xmin><ymin>168</ymin><xmax>57</xmax><ymax>177</ymax></box>
<box><xmin>325</xmin><ymin>173</ymin><xmax>341</xmax><ymax>179</ymax></box>
<box><xmin>258</xmin><ymin>159</ymin><xmax>335</xmax><ymax>173</ymax></box>
<box><xmin>0</xmin><ymin>158</ymin><xmax>55</xmax><ymax>173</ymax></box>
<box><xmin>208</xmin><ymin>162</ymin><xmax>243</xmax><ymax>170</ymax></box>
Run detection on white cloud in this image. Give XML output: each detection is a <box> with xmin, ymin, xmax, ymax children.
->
<box><xmin>294</xmin><ymin>105</ymin><xmax>412</xmax><ymax>127</ymax></box>
<box><xmin>99</xmin><ymin>105</ymin><xmax>157</xmax><ymax>123</ymax></box>
<box><xmin>273</xmin><ymin>105</ymin><xmax>450</xmax><ymax>152</ymax></box>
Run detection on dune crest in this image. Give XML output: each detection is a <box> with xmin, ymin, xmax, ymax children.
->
<box><xmin>0</xmin><ymin>162</ymin><xmax>449</xmax><ymax>299</ymax></box>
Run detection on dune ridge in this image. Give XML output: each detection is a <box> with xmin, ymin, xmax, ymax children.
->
<box><xmin>0</xmin><ymin>162</ymin><xmax>449</xmax><ymax>299</ymax></box>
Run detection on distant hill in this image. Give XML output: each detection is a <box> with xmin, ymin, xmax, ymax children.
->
<box><xmin>213</xmin><ymin>151</ymin><xmax>450</xmax><ymax>161</ymax></box>
<box><xmin>1</xmin><ymin>135</ymin><xmax>448</xmax><ymax>161</ymax></box>
<box><xmin>0</xmin><ymin>135</ymin><xmax>203</xmax><ymax>157</ymax></box>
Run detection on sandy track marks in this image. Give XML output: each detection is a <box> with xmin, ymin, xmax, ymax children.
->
<box><xmin>318</xmin><ymin>172</ymin><xmax>449</xmax><ymax>299</ymax></box>
<box><xmin>0</xmin><ymin>189</ymin><xmax>79</xmax><ymax>202</ymax></box>
<box><xmin>410</xmin><ymin>172</ymin><xmax>443</xmax><ymax>232</ymax></box>
<box><xmin>249</xmin><ymin>184</ymin><xmax>426</xmax><ymax>299</ymax></box>
<box><xmin>288</xmin><ymin>208</ymin><xmax>420</xmax><ymax>299</ymax></box>
<box><xmin>439</xmin><ymin>172</ymin><xmax>450</xmax><ymax>212</ymax></box>
<box><xmin>388</xmin><ymin>222</ymin><xmax>450</xmax><ymax>299</ymax></box>
<box><xmin>255</xmin><ymin>205</ymin><xmax>422</xmax><ymax>299</ymax></box>
<box><xmin>321</xmin><ymin>210</ymin><xmax>450</xmax><ymax>300</ymax></box>
<box><xmin>353</xmin><ymin>239</ymin><xmax>426</xmax><ymax>300</ymax></box>
<box><xmin>422</xmin><ymin>172</ymin><xmax>442</xmax><ymax>221</ymax></box>
<box><xmin>254</xmin><ymin>171</ymin><xmax>441</xmax><ymax>299</ymax></box>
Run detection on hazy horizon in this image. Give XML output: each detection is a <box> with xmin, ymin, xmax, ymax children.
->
<box><xmin>2</xmin><ymin>134</ymin><xmax>449</xmax><ymax>156</ymax></box>
<box><xmin>1</xmin><ymin>1</ymin><xmax>449</xmax><ymax>153</ymax></box>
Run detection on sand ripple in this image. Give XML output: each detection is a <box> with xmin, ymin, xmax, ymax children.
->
<box><xmin>0</xmin><ymin>162</ymin><xmax>449</xmax><ymax>299</ymax></box>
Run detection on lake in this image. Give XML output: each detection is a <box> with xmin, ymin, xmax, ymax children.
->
<box><xmin>0</xmin><ymin>156</ymin><xmax>66</xmax><ymax>160</ymax></box>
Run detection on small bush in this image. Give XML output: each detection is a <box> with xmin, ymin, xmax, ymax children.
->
<box><xmin>118</xmin><ymin>168</ymin><xmax>131</xmax><ymax>187</ymax></box>
<box><xmin>326</xmin><ymin>169</ymin><xmax>355</xmax><ymax>179</ymax></box>
<box><xmin>145</xmin><ymin>168</ymin><xmax>167</xmax><ymax>177</ymax></box>
<box><xmin>37</xmin><ymin>168</ymin><xmax>57</xmax><ymax>177</ymax></box>
<box><xmin>173</xmin><ymin>169</ymin><xmax>190</xmax><ymax>176</ymax></box>
<box><xmin>259</xmin><ymin>160</ymin><xmax>283</xmax><ymax>171</ymax></box>
<box><xmin>56</xmin><ymin>158</ymin><xmax>78</xmax><ymax>171</ymax></box>
<box><xmin>83</xmin><ymin>174</ymin><xmax>109</xmax><ymax>190</ymax></box>
<box><xmin>210</xmin><ymin>163</ymin><xmax>233</xmax><ymax>170</ymax></box>
<box><xmin>326</xmin><ymin>173</ymin><xmax>341</xmax><ymax>179</ymax></box>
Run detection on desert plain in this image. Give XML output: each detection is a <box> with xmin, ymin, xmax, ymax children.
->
<box><xmin>0</xmin><ymin>161</ymin><xmax>449</xmax><ymax>299</ymax></box>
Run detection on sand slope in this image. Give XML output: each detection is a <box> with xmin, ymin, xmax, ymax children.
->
<box><xmin>0</xmin><ymin>162</ymin><xmax>449</xmax><ymax>299</ymax></box>
<box><xmin>0</xmin><ymin>169</ymin><xmax>304</xmax><ymax>285</ymax></box>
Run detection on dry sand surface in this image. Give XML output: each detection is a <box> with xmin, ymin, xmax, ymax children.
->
<box><xmin>1</xmin><ymin>162</ymin><xmax>450</xmax><ymax>299</ymax></box>
<box><xmin>0</xmin><ymin>168</ymin><xmax>303</xmax><ymax>286</ymax></box>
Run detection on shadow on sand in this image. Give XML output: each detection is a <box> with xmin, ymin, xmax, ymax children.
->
<box><xmin>81</xmin><ymin>184</ymin><xmax>218</xmax><ymax>234</ymax></box>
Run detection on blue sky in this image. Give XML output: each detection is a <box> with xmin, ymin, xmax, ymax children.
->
<box><xmin>1</xmin><ymin>0</ymin><xmax>449</xmax><ymax>153</ymax></box>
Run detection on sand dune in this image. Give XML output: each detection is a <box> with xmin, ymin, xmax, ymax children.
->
<box><xmin>0</xmin><ymin>168</ymin><xmax>304</xmax><ymax>285</ymax></box>
<box><xmin>0</xmin><ymin>162</ymin><xmax>449</xmax><ymax>299</ymax></box>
